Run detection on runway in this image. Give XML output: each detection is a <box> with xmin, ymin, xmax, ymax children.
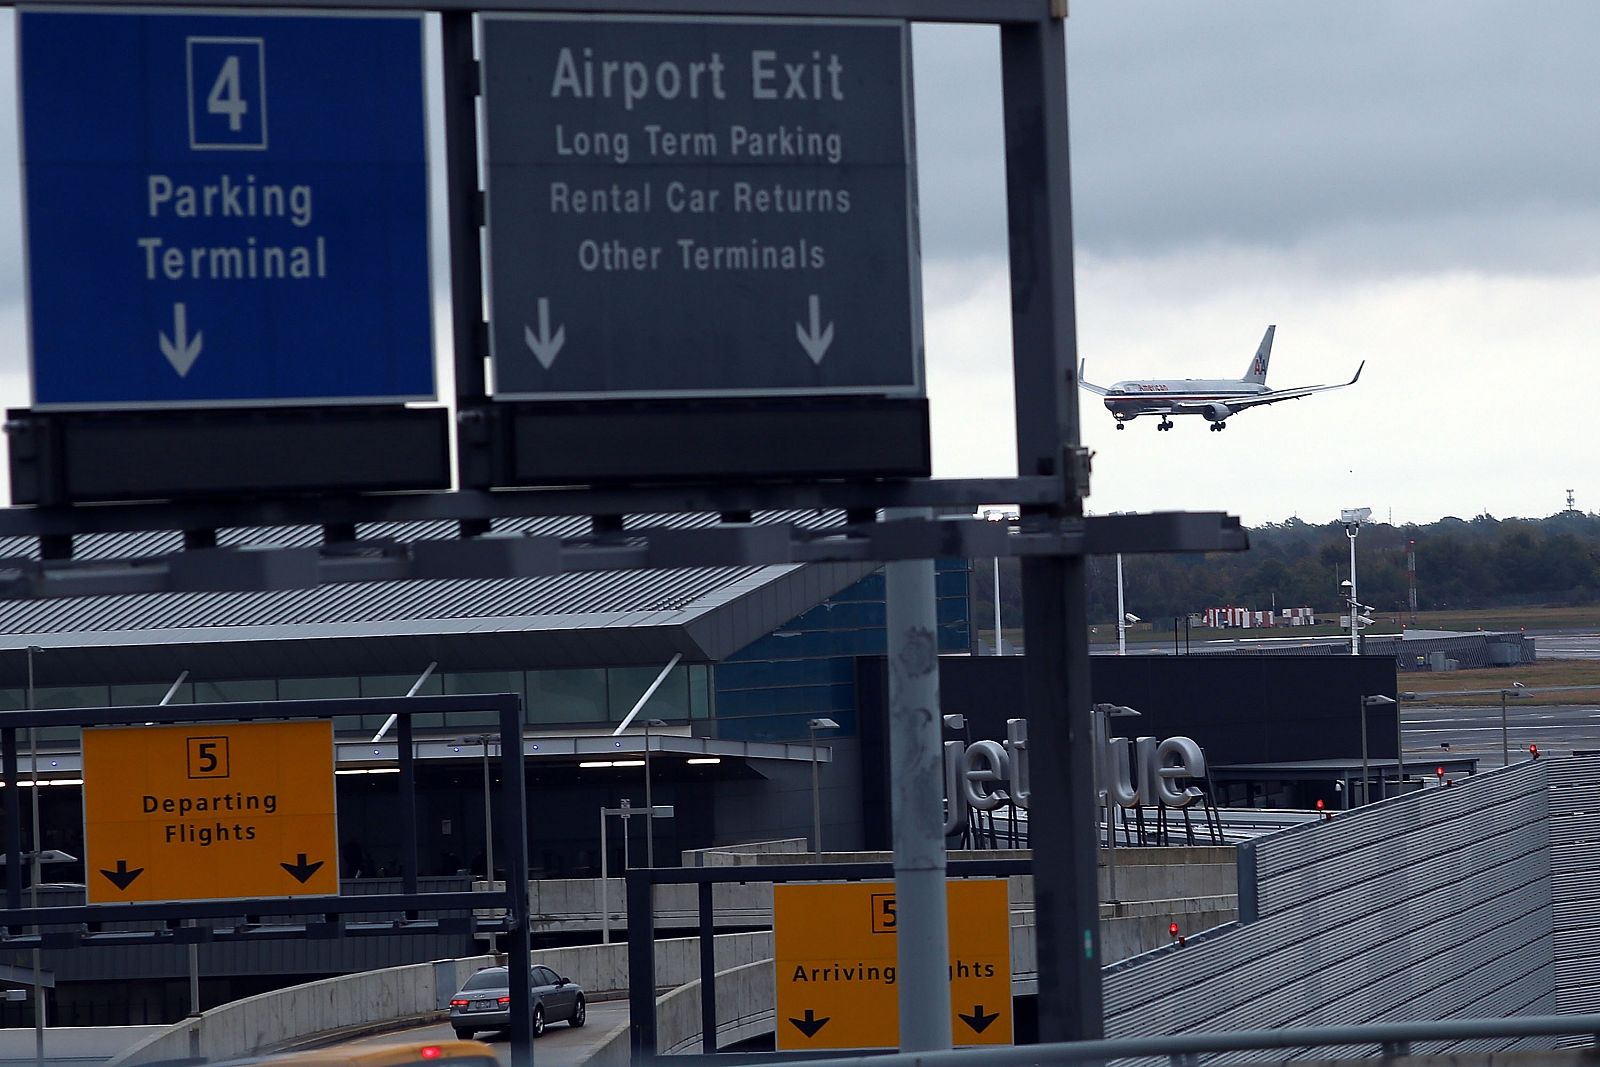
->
<box><xmin>1402</xmin><ymin>700</ymin><xmax>1600</xmax><ymax>772</ymax></box>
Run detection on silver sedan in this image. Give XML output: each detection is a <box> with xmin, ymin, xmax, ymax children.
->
<box><xmin>447</xmin><ymin>965</ymin><xmax>587</xmax><ymax>1040</ymax></box>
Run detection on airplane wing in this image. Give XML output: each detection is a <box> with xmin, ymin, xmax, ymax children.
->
<box><xmin>1221</xmin><ymin>361</ymin><xmax>1364</xmax><ymax>413</ymax></box>
<box><xmin>1077</xmin><ymin>360</ymin><xmax>1110</xmax><ymax>396</ymax></box>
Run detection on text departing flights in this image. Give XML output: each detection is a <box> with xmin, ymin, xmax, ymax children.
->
<box><xmin>81</xmin><ymin>721</ymin><xmax>338</xmax><ymax>903</ymax></box>
<box><xmin>773</xmin><ymin>880</ymin><xmax>1012</xmax><ymax>1050</ymax></box>
<box><xmin>1078</xmin><ymin>325</ymin><xmax>1364</xmax><ymax>432</ymax></box>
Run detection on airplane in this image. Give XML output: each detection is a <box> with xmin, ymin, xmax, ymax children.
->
<box><xmin>1078</xmin><ymin>325</ymin><xmax>1364</xmax><ymax>432</ymax></box>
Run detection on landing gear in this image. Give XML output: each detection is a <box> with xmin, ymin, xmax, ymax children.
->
<box><xmin>1115</xmin><ymin>423</ymin><xmax>1126</xmax><ymax>431</ymax></box>
<box><xmin>1208</xmin><ymin>421</ymin><xmax>1228</xmax><ymax>432</ymax></box>
<box><xmin>1157</xmin><ymin>419</ymin><xmax>1174</xmax><ymax>431</ymax></box>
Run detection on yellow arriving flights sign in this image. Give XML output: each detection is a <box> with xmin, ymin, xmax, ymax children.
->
<box><xmin>773</xmin><ymin>879</ymin><xmax>1012</xmax><ymax>1050</ymax></box>
<box><xmin>82</xmin><ymin>720</ymin><xmax>338</xmax><ymax>903</ymax></box>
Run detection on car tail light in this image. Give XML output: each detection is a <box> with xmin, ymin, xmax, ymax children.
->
<box><xmin>449</xmin><ymin>999</ymin><xmax>469</xmax><ymax>1008</ymax></box>
<box><xmin>497</xmin><ymin>996</ymin><xmax>511</xmax><ymax>1005</ymax></box>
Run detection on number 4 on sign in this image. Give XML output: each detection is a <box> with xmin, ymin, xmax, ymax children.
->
<box><xmin>188</xmin><ymin>39</ymin><xmax>267</xmax><ymax>151</ymax></box>
<box><xmin>208</xmin><ymin>55</ymin><xmax>247</xmax><ymax>132</ymax></box>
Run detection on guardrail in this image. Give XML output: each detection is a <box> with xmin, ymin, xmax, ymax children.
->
<box><xmin>751</xmin><ymin>1013</ymin><xmax>1600</xmax><ymax>1067</ymax></box>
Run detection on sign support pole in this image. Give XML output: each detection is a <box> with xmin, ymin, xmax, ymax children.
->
<box><xmin>399</xmin><ymin>714</ymin><xmax>420</xmax><ymax>899</ymax></box>
<box><xmin>443</xmin><ymin>8</ymin><xmax>490</xmax><ymax>491</ymax></box>
<box><xmin>499</xmin><ymin>700</ymin><xmax>533</xmax><ymax>1067</ymax></box>
<box><xmin>2</xmin><ymin>729</ymin><xmax>18</xmax><ymax>910</ymax></box>
<box><xmin>885</xmin><ymin>506</ymin><xmax>951</xmax><ymax>1052</ymax></box>
<box><xmin>1001</xmin><ymin>12</ymin><xmax>1104</xmax><ymax>1043</ymax></box>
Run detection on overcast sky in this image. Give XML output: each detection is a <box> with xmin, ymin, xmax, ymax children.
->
<box><xmin>2</xmin><ymin>4</ymin><xmax>1596</xmax><ymax>528</ymax></box>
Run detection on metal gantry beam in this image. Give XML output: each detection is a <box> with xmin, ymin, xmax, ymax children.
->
<box><xmin>0</xmin><ymin>511</ymin><xmax>1245</xmax><ymax>600</ymax></box>
<box><xmin>9</xmin><ymin>0</ymin><xmax>1052</xmax><ymax>20</ymax></box>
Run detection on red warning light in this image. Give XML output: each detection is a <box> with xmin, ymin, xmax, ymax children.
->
<box><xmin>1169</xmin><ymin>921</ymin><xmax>1179</xmax><ymax>937</ymax></box>
<box><xmin>420</xmin><ymin>1048</ymin><xmax>443</xmax><ymax>1060</ymax></box>
<box><xmin>1530</xmin><ymin>744</ymin><xmax>1540</xmax><ymax>760</ymax></box>
<box><xmin>1315</xmin><ymin>799</ymin><xmax>1325</xmax><ymax>810</ymax></box>
<box><xmin>1436</xmin><ymin>766</ymin><xmax>1445</xmax><ymax>779</ymax></box>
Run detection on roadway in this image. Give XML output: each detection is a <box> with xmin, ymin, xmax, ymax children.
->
<box><xmin>323</xmin><ymin>1001</ymin><xmax>630</xmax><ymax>1067</ymax></box>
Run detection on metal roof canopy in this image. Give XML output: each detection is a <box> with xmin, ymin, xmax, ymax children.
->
<box><xmin>0</xmin><ymin>559</ymin><xmax>879</xmax><ymax>683</ymax></box>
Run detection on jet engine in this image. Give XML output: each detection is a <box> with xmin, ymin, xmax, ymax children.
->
<box><xmin>1202</xmin><ymin>402</ymin><xmax>1232</xmax><ymax>422</ymax></box>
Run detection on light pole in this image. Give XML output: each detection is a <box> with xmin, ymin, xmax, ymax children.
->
<box><xmin>642</xmin><ymin>718</ymin><xmax>667</xmax><ymax>867</ymax></box>
<box><xmin>1092</xmin><ymin>703</ymin><xmax>1140</xmax><ymax>905</ymax></box>
<box><xmin>981</xmin><ymin>509</ymin><xmax>1018</xmax><ymax>654</ymax></box>
<box><xmin>454</xmin><ymin>734</ymin><xmax>496</xmax><ymax>884</ymax></box>
<box><xmin>597</xmin><ymin>801</ymin><xmax>638</xmax><ymax>945</ymax></box>
<box><xmin>1499</xmin><ymin>686</ymin><xmax>1527</xmax><ymax>767</ymax></box>
<box><xmin>1115</xmin><ymin>555</ymin><xmax>1126</xmax><ymax>655</ymax></box>
<box><xmin>1341</xmin><ymin>508</ymin><xmax>1371</xmax><ymax>655</ymax></box>
<box><xmin>807</xmin><ymin>718</ymin><xmax>839</xmax><ymax>861</ymax></box>
<box><xmin>454</xmin><ymin>733</ymin><xmax>497</xmax><ymax>952</ymax></box>
<box><xmin>26</xmin><ymin>645</ymin><xmax>44</xmax><ymax>1067</ymax></box>
<box><xmin>1360</xmin><ymin>695</ymin><xmax>1396</xmax><ymax>804</ymax></box>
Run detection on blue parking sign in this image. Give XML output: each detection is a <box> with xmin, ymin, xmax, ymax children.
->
<box><xmin>19</xmin><ymin>10</ymin><xmax>435</xmax><ymax>409</ymax></box>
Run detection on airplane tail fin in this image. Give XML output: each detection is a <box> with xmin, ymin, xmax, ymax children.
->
<box><xmin>1241</xmin><ymin>325</ymin><xmax>1275</xmax><ymax>384</ymax></box>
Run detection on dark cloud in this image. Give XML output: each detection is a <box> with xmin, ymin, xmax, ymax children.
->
<box><xmin>914</xmin><ymin>3</ymin><xmax>1600</xmax><ymax>273</ymax></box>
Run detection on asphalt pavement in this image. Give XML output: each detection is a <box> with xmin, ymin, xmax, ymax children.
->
<box><xmin>1403</xmin><ymin>700</ymin><xmax>1600</xmax><ymax>772</ymax></box>
<box><xmin>1529</xmin><ymin>631</ymin><xmax>1600</xmax><ymax>660</ymax></box>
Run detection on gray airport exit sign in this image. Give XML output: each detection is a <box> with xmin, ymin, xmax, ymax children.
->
<box><xmin>481</xmin><ymin>16</ymin><xmax>921</xmax><ymax>399</ymax></box>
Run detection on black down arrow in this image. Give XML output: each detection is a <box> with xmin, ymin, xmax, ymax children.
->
<box><xmin>789</xmin><ymin>1009</ymin><xmax>830</xmax><ymax>1038</ymax></box>
<box><xmin>99</xmin><ymin>859</ymin><xmax>144</xmax><ymax>891</ymax></box>
<box><xmin>281</xmin><ymin>853</ymin><xmax>325</xmax><ymax>884</ymax></box>
<box><xmin>958</xmin><ymin>1005</ymin><xmax>1000</xmax><ymax>1034</ymax></box>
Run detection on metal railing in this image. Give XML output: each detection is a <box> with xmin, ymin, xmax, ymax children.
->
<box><xmin>750</xmin><ymin>1013</ymin><xmax>1600</xmax><ymax>1067</ymax></box>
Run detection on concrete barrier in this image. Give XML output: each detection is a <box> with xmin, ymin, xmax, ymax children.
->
<box><xmin>682</xmin><ymin>839</ymin><xmax>809</xmax><ymax>867</ymax></box>
<box><xmin>658</xmin><ymin>961</ymin><xmax>777</xmax><ymax>1055</ymax></box>
<box><xmin>104</xmin><ymin>931</ymin><xmax>777</xmax><ymax>1067</ymax></box>
<box><xmin>515</xmin><ymin>846</ymin><xmax>1233</xmax><ymax>935</ymax></box>
<box><xmin>108</xmin><ymin>956</ymin><xmax>497</xmax><ymax>1067</ymax></box>
<box><xmin>0</xmin><ymin>1025</ymin><xmax>164</xmax><ymax>1065</ymax></box>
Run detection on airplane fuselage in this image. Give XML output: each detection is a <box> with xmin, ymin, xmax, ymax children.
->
<box><xmin>1103</xmin><ymin>379</ymin><xmax>1268</xmax><ymax>421</ymax></box>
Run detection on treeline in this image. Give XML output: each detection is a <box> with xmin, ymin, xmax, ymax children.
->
<box><xmin>972</xmin><ymin>512</ymin><xmax>1600</xmax><ymax>629</ymax></box>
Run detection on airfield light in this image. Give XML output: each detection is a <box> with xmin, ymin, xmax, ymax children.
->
<box><xmin>1436</xmin><ymin>766</ymin><xmax>1445</xmax><ymax>780</ymax></box>
<box><xmin>1169</xmin><ymin>921</ymin><xmax>1179</xmax><ymax>937</ymax></box>
<box><xmin>1530</xmin><ymin>744</ymin><xmax>1540</xmax><ymax>760</ymax></box>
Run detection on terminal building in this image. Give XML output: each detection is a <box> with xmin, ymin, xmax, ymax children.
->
<box><xmin>0</xmin><ymin>516</ymin><xmax>1428</xmax><ymax>1026</ymax></box>
<box><xmin>0</xmin><ymin>515</ymin><xmax>973</xmax><ymax>892</ymax></box>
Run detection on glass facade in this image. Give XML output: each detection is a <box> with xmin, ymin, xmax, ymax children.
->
<box><xmin>713</xmin><ymin>559</ymin><xmax>972</xmax><ymax>742</ymax></box>
<box><xmin>0</xmin><ymin>663</ymin><xmax>713</xmax><ymax>738</ymax></box>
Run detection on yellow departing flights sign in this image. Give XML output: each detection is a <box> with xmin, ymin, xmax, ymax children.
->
<box><xmin>82</xmin><ymin>721</ymin><xmax>338</xmax><ymax>903</ymax></box>
<box><xmin>773</xmin><ymin>879</ymin><xmax>1012</xmax><ymax>1050</ymax></box>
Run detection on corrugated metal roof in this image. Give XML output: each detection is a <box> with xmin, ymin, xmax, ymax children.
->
<box><xmin>0</xmin><ymin>510</ymin><xmax>872</xmax><ymax>682</ymax></box>
<box><xmin>0</xmin><ymin>508</ymin><xmax>844</xmax><ymax>561</ymax></box>
<box><xmin>0</xmin><ymin>566</ymin><xmax>768</xmax><ymax>637</ymax></box>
